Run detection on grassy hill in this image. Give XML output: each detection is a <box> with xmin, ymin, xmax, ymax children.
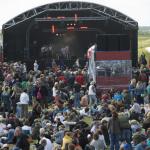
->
<box><xmin>138</xmin><ymin>26</ymin><xmax>150</xmax><ymax>62</ymax></box>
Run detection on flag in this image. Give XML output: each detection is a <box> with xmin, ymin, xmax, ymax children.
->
<box><xmin>87</xmin><ymin>44</ymin><xmax>96</xmax><ymax>82</ymax></box>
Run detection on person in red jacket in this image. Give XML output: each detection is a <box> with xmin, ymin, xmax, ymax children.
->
<box><xmin>75</xmin><ymin>71</ymin><xmax>84</xmax><ymax>86</ymax></box>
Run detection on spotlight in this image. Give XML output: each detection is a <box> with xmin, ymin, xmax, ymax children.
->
<box><xmin>80</xmin><ymin>26</ymin><xmax>88</xmax><ymax>29</ymax></box>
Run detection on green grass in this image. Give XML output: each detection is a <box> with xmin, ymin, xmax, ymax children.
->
<box><xmin>138</xmin><ymin>33</ymin><xmax>150</xmax><ymax>62</ymax></box>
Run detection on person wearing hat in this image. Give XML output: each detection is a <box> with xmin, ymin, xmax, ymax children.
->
<box><xmin>130</xmin><ymin>120</ymin><xmax>141</xmax><ymax>134</ymax></box>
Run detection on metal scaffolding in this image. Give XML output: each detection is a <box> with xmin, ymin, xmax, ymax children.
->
<box><xmin>3</xmin><ymin>1</ymin><xmax>138</xmax><ymax>30</ymax></box>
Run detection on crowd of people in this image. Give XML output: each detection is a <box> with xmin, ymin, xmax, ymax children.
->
<box><xmin>0</xmin><ymin>58</ymin><xmax>150</xmax><ymax>150</ymax></box>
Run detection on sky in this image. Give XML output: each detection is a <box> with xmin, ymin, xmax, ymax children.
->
<box><xmin>0</xmin><ymin>0</ymin><xmax>150</xmax><ymax>29</ymax></box>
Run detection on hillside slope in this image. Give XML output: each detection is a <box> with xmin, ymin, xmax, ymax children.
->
<box><xmin>138</xmin><ymin>26</ymin><xmax>150</xmax><ymax>63</ymax></box>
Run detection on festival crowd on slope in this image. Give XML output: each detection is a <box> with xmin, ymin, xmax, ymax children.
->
<box><xmin>0</xmin><ymin>54</ymin><xmax>150</xmax><ymax>150</ymax></box>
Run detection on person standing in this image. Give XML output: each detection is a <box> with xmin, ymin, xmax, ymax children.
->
<box><xmin>88</xmin><ymin>81</ymin><xmax>97</xmax><ymax>106</ymax></box>
<box><xmin>33</xmin><ymin>60</ymin><xmax>39</xmax><ymax>73</ymax></box>
<box><xmin>1</xmin><ymin>86</ymin><xmax>11</xmax><ymax>113</ymax></box>
<box><xmin>19</xmin><ymin>89</ymin><xmax>29</xmax><ymax>118</ymax></box>
<box><xmin>73</xmin><ymin>81</ymin><xmax>81</xmax><ymax>108</ymax></box>
<box><xmin>108</xmin><ymin>111</ymin><xmax>121</xmax><ymax>150</ymax></box>
<box><xmin>118</xmin><ymin>108</ymin><xmax>132</xmax><ymax>149</ymax></box>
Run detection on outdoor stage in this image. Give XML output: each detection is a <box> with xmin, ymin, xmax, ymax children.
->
<box><xmin>2</xmin><ymin>1</ymin><xmax>138</xmax><ymax>88</ymax></box>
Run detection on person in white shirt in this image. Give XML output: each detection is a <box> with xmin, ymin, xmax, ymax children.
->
<box><xmin>79</xmin><ymin>107</ymin><xmax>90</xmax><ymax>116</ymax></box>
<box><xmin>22</xmin><ymin>120</ymin><xmax>32</xmax><ymax>135</ymax></box>
<box><xmin>90</xmin><ymin>132</ymin><xmax>107</xmax><ymax>150</ymax></box>
<box><xmin>33</xmin><ymin>60</ymin><xmax>39</xmax><ymax>72</ymax></box>
<box><xmin>20</xmin><ymin>90</ymin><xmax>29</xmax><ymax>104</ymax></box>
<box><xmin>19</xmin><ymin>89</ymin><xmax>29</xmax><ymax>118</ymax></box>
<box><xmin>40</xmin><ymin>133</ymin><xmax>53</xmax><ymax>150</ymax></box>
<box><xmin>52</xmin><ymin>82</ymin><xmax>59</xmax><ymax>97</ymax></box>
<box><xmin>88</xmin><ymin>81</ymin><xmax>97</xmax><ymax>106</ymax></box>
<box><xmin>130</xmin><ymin>100</ymin><xmax>141</xmax><ymax>114</ymax></box>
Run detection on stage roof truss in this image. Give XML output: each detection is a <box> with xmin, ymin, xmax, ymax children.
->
<box><xmin>3</xmin><ymin>1</ymin><xmax>138</xmax><ymax>30</ymax></box>
<box><xmin>34</xmin><ymin>16</ymin><xmax>108</xmax><ymax>22</ymax></box>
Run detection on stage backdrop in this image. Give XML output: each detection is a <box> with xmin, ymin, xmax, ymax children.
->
<box><xmin>96</xmin><ymin>51</ymin><xmax>132</xmax><ymax>89</ymax></box>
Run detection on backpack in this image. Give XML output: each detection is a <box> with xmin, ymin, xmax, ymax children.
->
<box><xmin>37</xmin><ymin>89</ymin><xmax>42</xmax><ymax>100</ymax></box>
<box><xmin>118</xmin><ymin>113</ymin><xmax>131</xmax><ymax>129</ymax></box>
